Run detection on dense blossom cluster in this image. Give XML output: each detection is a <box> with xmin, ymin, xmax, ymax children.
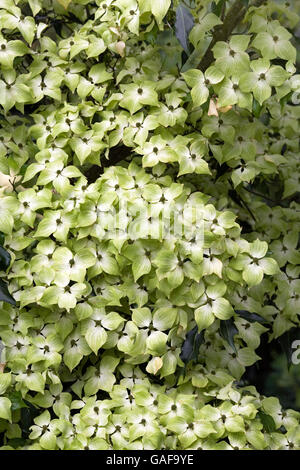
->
<box><xmin>0</xmin><ymin>0</ymin><xmax>300</xmax><ymax>450</ymax></box>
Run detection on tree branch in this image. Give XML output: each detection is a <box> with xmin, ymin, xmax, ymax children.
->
<box><xmin>198</xmin><ymin>0</ymin><xmax>265</xmax><ymax>72</ymax></box>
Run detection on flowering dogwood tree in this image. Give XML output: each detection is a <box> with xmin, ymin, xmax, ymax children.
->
<box><xmin>0</xmin><ymin>0</ymin><xmax>300</xmax><ymax>450</ymax></box>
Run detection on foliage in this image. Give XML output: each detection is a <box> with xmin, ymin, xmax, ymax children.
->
<box><xmin>0</xmin><ymin>0</ymin><xmax>300</xmax><ymax>450</ymax></box>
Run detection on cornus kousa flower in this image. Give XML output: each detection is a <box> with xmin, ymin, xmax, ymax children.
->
<box><xmin>198</xmin><ymin>402</ymin><xmax>247</xmax><ymax>437</ymax></box>
<box><xmin>69</xmin><ymin>129</ymin><xmax>106</xmax><ymax>165</ymax></box>
<box><xmin>183</xmin><ymin>66</ymin><xmax>224</xmax><ymax>107</ymax></box>
<box><xmin>136</xmin><ymin>135</ymin><xmax>178</xmax><ymax>167</ymax></box>
<box><xmin>13</xmin><ymin>361</ymin><xmax>46</xmax><ymax>395</ymax></box>
<box><xmin>22</xmin><ymin>148</ymin><xmax>69</xmax><ymax>182</ymax></box>
<box><xmin>195</xmin><ymin>281</ymin><xmax>234</xmax><ymax>331</ymax></box>
<box><xmin>63</xmin><ymin>328</ymin><xmax>92</xmax><ymax>371</ymax></box>
<box><xmin>252</xmin><ymin>22</ymin><xmax>296</xmax><ymax>62</ymax></box>
<box><xmin>269</xmin><ymin>231</ymin><xmax>300</xmax><ymax>267</ymax></box>
<box><xmin>106</xmin><ymin>414</ymin><xmax>130</xmax><ymax>450</ymax></box>
<box><xmin>126</xmin><ymin>407</ymin><xmax>162</xmax><ymax>444</ymax></box>
<box><xmin>27</xmin><ymin>334</ymin><xmax>64</xmax><ymax>368</ymax></box>
<box><xmin>212</xmin><ymin>35</ymin><xmax>251</xmax><ymax>75</ymax></box>
<box><xmin>30</xmin><ymin>69</ymin><xmax>64</xmax><ymax>103</ymax></box>
<box><xmin>131</xmin><ymin>307</ymin><xmax>169</xmax><ymax>356</ymax></box>
<box><xmin>0</xmin><ymin>34</ymin><xmax>28</xmax><ymax>69</ymax></box>
<box><xmin>34</xmin><ymin>210</ymin><xmax>77</xmax><ymax>242</ymax></box>
<box><xmin>262</xmin><ymin>397</ymin><xmax>300</xmax><ymax>430</ymax></box>
<box><xmin>52</xmin><ymin>246</ymin><xmax>96</xmax><ymax>283</ymax></box>
<box><xmin>214</xmin><ymin>75</ymin><xmax>253</xmax><ymax>110</ymax></box>
<box><xmin>87</xmin><ymin>243</ymin><xmax>120</xmax><ymax>277</ymax></box>
<box><xmin>2</xmin><ymin>188</ymin><xmax>52</xmax><ymax>227</ymax></box>
<box><xmin>80</xmin><ymin>308</ymin><xmax>124</xmax><ymax>354</ymax></box>
<box><xmin>0</xmin><ymin>71</ymin><xmax>33</xmax><ymax>112</ymax></box>
<box><xmin>174</xmin><ymin>136</ymin><xmax>211</xmax><ymax>177</ymax></box>
<box><xmin>82</xmin><ymin>356</ymin><xmax>120</xmax><ymax>396</ymax></box>
<box><xmin>31</xmin><ymin>383</ymin><xmax>72</xmax><ymax>416</ymax></box>
<box><xmin>239</xmin><ymin>59</ymin><xmax>288</xmax><ymax>105</ymax></box>
<box><xmin>230</xmin><ymin>240</ymin><xmax>279</xmax><ymax>287</ymax></box>
<box><xmin>29</xmin><ymin>410</ymin><xmax>59</xmax><ymax>450</ymax></box>
<box><xmin>166</xmin><ymin>411</ymin><xmax>217</xmax><ymax>449</ymax></box>
<box><xmin>267</xmin><ymin>428</ymin><xmax>300</xmax><ymax>451</ymax></box>
<box><xmin>123</xmin><ymin>112</ymin><xmax>159</xmax><ymax>147</ymax></box>
<box><xmin>80</xmin><ymin>397</ymin><xmax>112</xmax><ymax>427</ymax></box>
<box><xmin>35</xmin><ymin>161</ymin><xmax>83</xmax><ymax>194</ymax></box>
<box><xmin>119</xmin><ymin>81</ymin><xmax>158</xmax><ymax>114</ymax></box>
<box><xmin>219</xmin><ymin>344</ymin><xmax>260</xmax><ymax>378</ymax></box>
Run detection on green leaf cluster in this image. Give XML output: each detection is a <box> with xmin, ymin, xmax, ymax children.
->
<box><xmin>0</xmin><ymin>0</ymin><xmax>299</xmax><ymax>451</ymax></box>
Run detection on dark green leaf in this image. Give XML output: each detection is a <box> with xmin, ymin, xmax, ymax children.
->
<box><xmin>211</xmin><ymin>0</ymin><xmax>226</xmax><ymax>17</ymax></box>
<box><xmin>181</xmin><ymin>45</ymin><xmax>202</xmax><ymax>72</ymax></box>
<box><xmin>144</xmin><ymin>24</ymin><xmax>160</xmax><ymax>45</ymax></box>
<box><xmin>8</xmin><ymin>391</ymin><xmax>28</xmax><ymax>411</ymax></box>
<box><xmin>278</xmin><ymin>328</ymin><xmax>295</xmax><ymax>370</ymax></box>
<box><xmin>0</xmin><ymin>279</ymin><xmax>16</xmax><ymax>306</ymax></box>
<box><xmin>180</xmin><ymin>325</ymin><xmax>205</xmax><ymax>364</ymax></box>
<box><xmin>281</xmin><ymin>143</ymin><xmax>287</xmax><ymax>155</ymax></box>
<box><xmin>0</xmin><ymin>246</ymin><xmax>11</xmax><ymax>271</ymax></box>
<box><xmin>219</xmin><ymin>318</ymin><xmax>238</xmax><ymax>352</ymax></box>
<box><xmin>175</xmin><ymin>3</ymin><xmax>194</xmax><ymax>54</ymax></box>
<box><xmin>280</xmin><ymin>91</ymin><xmax>293</xmax><ymax>108</ymax></box>
<box><xmin>252</xmin><ymin>97</ymin><xmax>262</xmax><ymax>118</ymax></box>
<box><xmin>258</xmin><ymin>411</ymin><xmax>276</xmax><ymax>433</ymax></box>
<box><xmin>157</xmin><ymin>30</ymin><xmax>183</xmax><ymax>73</ymax></box>
<box><xmin>260</xmin><ymin>112</ymin><xmax>270</xmax><ymax>126</ymax></box>
<box><xmin>235</xmin><ymin>310</ymin><xmax>268</xmax><ymax>324</ymax></box>
<box><xmin>193</xmin><ymin>329</ymin><xmax>205</xmax><ymax>361</ymax></box>
<box><xmin>20</xmin><ymin>401</ymin><xmax>40</xmax><ymax>437</ymax></box>
<box><xmin>180</xmin><ymin>326</ymin><xmax>197</xmax><ymax>363</ymax></box>
<box><xmin>0</xmin><ymin>232</ymin><xmax>4</xmax><ymax>246</ymax></box>
<box><xmin>6</xmin><ymin>438</ymin><xmax>28</xmax><ymax>449</ymax></box>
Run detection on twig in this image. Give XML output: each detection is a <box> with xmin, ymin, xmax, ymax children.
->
<box><xmin>242</xmin><ymin>185</ymin><xmax>279</xmax><ymax>203</ymax></box>
<box><xmin>229</xmin><ymin>180</ymin><xmax>256</xmax><ymax>221</ymax></box>
<box><xmin>220</xmin><ymin>0</ymin><xmax>227</xmax><ymax>22</ymax></box>
<box><xmin>198</xmin><ymin>0</ymin><xmax>265</xmax><ymax>72</ymax></box>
